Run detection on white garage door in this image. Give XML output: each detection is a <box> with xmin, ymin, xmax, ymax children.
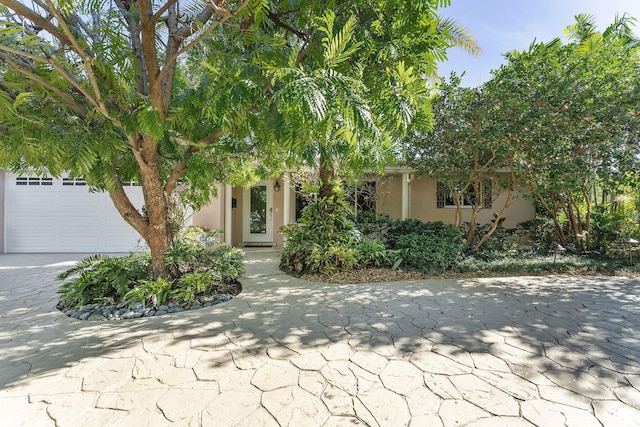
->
<box><xmin>5</xmin><ymin>173</ymin><xmax>145</xmax><ymax>253</ymax></box>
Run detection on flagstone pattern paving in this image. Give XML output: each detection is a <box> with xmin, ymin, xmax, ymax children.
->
<box><xmin>1</xmin><ymin>250</ymin><xmax>640</xmax><ymax>426</ymax></box>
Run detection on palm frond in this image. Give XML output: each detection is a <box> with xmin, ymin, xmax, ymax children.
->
<box><xmin>564</xmin><ymin>13</ymin><xmax>598</xmax><ymax>43</ymax></box>
<box><xmin>437</xmin><ymin>16</ymin><xmax>482</xmax><ymax>56</ymax></box>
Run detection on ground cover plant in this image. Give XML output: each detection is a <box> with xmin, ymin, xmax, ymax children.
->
<box><xmin>57</xmin><ymin>227</ymin><xmax>244</xmax><ymax>312</ymax></box>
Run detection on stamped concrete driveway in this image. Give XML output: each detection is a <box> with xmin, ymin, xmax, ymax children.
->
<box><xmin>1</xmin><ymin>250</ymin><xmax>640</xmax><ymax>426</ymax></box>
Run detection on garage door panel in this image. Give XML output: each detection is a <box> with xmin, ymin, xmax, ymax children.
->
<box><xmin>5</xmin><ymin>173</ymin><xmax>147</xmax><ymax>253</ymax></box>
<box><xmin>10</xmin><ymin>195</ymin><xmax>59</xmax><ymax>209</ymax></box>
<box><xmin>8</xmin><ymin>236</ymin><xmax>60</xmax><ymax>252</ymax></box>
<box><xmin>59</xmin><ymin>195</ymin><xmax>104</xmax><ymax>210</ymax></box>
<box><xmin>105</xmin><ymin>216</ymin><xmax>130</xmax><ymax>228</ymax></box>
<box><xmin>9</xmin><ymin>217</ymin><xmax>53</xmax><ymax>228</ymax></box>
<box><xmin>57</xmin><ymin>236</ymin><xmax>103</xmax><ymax>250</ymax></box>
<box><xmin>56</xmin><ymin>216</ymin><xmax>106</xmax><ymax>229</ymax></box>
<box><xmin>105</xmin><ymin>238</ymin><xmax>142</xmax><ymax>252</ymax></box>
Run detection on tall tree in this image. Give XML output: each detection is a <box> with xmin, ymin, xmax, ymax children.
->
<box><xmin>486</xmin><ymin>16</ymin><xmax>640</xmax><ymax>249</ymax></box>
<box><xmin>404</xmin><ymin>74</ymin><xmax>525</xmax><ymax>252</ymax></box>
<box><xmin>0</xmin><ymin>0</ymin><xmax>268</xmax><ymax>278</ymax></box>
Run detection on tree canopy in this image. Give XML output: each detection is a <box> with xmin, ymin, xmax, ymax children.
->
<box><xmin>0</xmin><ymin>0</ymin><xmax>467</xmax><ymax>277</ymax></box>
<box><xmin>405</xmin><ymin>14</ymin><xmax>640</xmax><ymax>251</ymax></box>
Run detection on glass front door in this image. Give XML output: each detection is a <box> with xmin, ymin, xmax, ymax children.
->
<box><xmin>243</xmin><ymin>181</ymin><xmax>273</xmax><ymax>243</ymax></box>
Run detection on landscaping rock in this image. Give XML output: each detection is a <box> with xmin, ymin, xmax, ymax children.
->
<box><xmin>59</xmin><ymin>286</ymin><xmax>240</xmax><ymax>322</ymax></box>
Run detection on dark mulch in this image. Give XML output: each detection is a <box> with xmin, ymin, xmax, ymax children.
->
<box><xmin>301</xmin><ymin>268</ymin><xmax>427</xmax><ymax>284</ymax></box>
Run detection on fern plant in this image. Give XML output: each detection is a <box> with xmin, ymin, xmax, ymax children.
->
<box><xmin>57</xmin><ymin>227</ymin><xmax>244</xmax><ymax>310</ymax></box>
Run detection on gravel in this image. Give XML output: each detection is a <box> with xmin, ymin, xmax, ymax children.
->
<box><xmin>58</xmin><ymin>282</ymin><xmax>242</xmax><ymax>321</ymax></box>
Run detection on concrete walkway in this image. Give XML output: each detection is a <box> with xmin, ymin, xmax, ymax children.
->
<box><xmin>1</xmin><ymin>250</ymin><xmax>640</xmax><ymax>426</ymax></box>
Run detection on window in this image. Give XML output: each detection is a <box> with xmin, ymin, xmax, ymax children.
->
<box><xmin>62</xmin><ymin>177</ymin><xmax>87</xmax><ymax>186</ymax></box>
<box><xmin>437</xmin><ymin>181</ymin><xmax>492</xmax><ymax>209</ymax></box>
<box><xmin>294</xmin><ymin>184</ymin><xmax>314</xmax><ymax>221</ymax></box>
<box><xmin>16</xmin><ymin>176</ymin><xmax>53</xmax><ymax>186</ymax></box>
<box><xmin>345</xmin><ymin>181</ymin><xmax>377</xmax><ymax>214</ymax></box>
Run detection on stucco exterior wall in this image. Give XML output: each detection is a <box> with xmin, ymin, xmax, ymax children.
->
<box><xmin>191</xmin><ymin>184</ymin><xmax>224</xmax><ymax>240</ymax></box>
<box><xmin>189</xmin><ymin>173</ymin><xmax>535</xmax><ymax>249</ymax></box>
<box><xmin>408</xmin><ymin>175</ymin><xmax>534</xmax><ymax>229</ymax></box>
<box><xmin>231</xmin><ymin>187</ymin><xmax>243</xmax><ymax>246</ymax></box>
<box><xmin>272</xmin><ymin>179</ymin><xmax>285</xmax><ymax>247</ymax></box>
<box><xmin>377</xmin><ymin>174</ymin><xmax>403</xmax><ymax>219</ymax></box>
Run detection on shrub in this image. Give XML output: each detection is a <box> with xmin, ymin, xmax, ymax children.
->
<box><xmin>355</xmin><ymin>211</ymin><xmax>392</xmax><ymax>240</ymax></box>
<box><xmin>358</xmin><ymin>238</ymin><xmax>392</xmax><ymax>268</ymax></box>
<box><xmin>57</xmin><ymin>253</ymin><xmax>150</xmax><ymax>308</ymax></box>
<box><xmin>282</xmin><ymin>205</ymin><xmax>466</xmax><ymax>275</ymax></box>
<box><xmin>123</xmin><ymin>277</ymin><xmax>173</xmax><ymax>308</ymax></box>
<box><xmin>460</xmin><ymin>220</ymin><xmax>515</xmax><ymax>255</ymax></box>
<box><xmin>280</xmin><ymin>196</ymin><xmax>380</xmax><ymax>275</ymax></box>
<box><xmin>58</xmin><ymin>227</ymin><xmax>244</xmax><ymax>309</ymax></box>
<box><xmin>386</xmin><ymin>220</ymin><xmax>464</xmax><ymax>274</ymax></box>
<box><xmin>517</xmin><ymin>218</ymin><xmax>556</xmax><ymax>252</ymax></box>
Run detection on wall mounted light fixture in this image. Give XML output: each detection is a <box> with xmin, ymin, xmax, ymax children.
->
<box><xmin>274</xmin><ymin>179</ymin><xmax>281</xmax><ymax>192</ymax></box>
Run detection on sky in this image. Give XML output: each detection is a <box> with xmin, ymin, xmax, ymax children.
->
<box><xmin>438</xmin><ymin>0</ymin><xmax>640</xmax><ymax>87</ymax></box>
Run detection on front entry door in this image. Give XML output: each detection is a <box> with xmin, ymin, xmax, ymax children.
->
<box><xmin>243</xmin><ymin>181</ymin><xmax>274</xmax><ymax>244</ymax></box>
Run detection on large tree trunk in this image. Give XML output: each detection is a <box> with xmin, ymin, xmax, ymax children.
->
<box><xmin>318</xmin><ymin>153</ymin><xmax>336</xmax><ymax>200</ymax></box>
<box><xmin>109</xmin><ymin>181</ymin><xmax>172</xmax><ymax>280</ymax></box>
<box><xmin>137</xmin><ymin>135</ymin><xmax>173</xmax><ymax>279</ymax></box>
<box><xmin>110</xmin><ymin>135</ymin><xmax>174</xmax><ymax>279</ymax></box>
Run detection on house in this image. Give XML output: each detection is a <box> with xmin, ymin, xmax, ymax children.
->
<box><xmin>193</xmin><ymin>168</ymin><xmax>535</xmax><ymax>247</ymax></box>
<box><xmin>0</xmin><ymin>169</ymin><xmax>535</xmax><ymax>253</ymax></box>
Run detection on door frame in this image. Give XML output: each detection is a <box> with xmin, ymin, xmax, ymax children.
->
<box><xmin>242</xmin><ymin>180</ymin><xmax>274</xmax><ymax>244</ymax></box>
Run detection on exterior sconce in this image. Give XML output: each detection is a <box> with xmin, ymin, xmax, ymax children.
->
<box><xmin>274</xmin><ymin>179</ymin><xmax>281</xmax><ymax>192</ymax></box>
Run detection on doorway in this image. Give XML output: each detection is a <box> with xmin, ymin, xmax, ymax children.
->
<box><xmin>243</xmin><ymin>181</ymin><xmax>274</xmax><ymax>244</ymax></box>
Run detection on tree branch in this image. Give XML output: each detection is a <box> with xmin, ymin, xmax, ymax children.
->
<box><xmin>113</xmin><ymin>0</ymin><xmax>148</xmax><ymax>94</ymax></box>
<box><xmin>151</xmin><ymin>0</ymin><xmax>179</xmax><ymax>23</ymax></box>
<box><xmin>267</xmin><ymin>10</ymin><xmax>308</xmax><ymax>40</ymax></box>
<box><xmin>109</xmin><ymin>156</ymin><xmax>149</xmax><ymax>235</ymax></box>
<box><xmin>159</xmin><ymin>0</ymin><xmax>251</xmax><ymax>82</ymax></box>
<box><xmin>43</xmin><ymin>0</ymin><xmax>109</xmax><ymax>117</ymax></box>
<box><xmin>163</xmin><ymin>129</ymin><xmax>225</xmax><ymax>195</ymax></box>
<box><xmin>0</xmin><ymin>0</ymin><xmax>75</xmax><ymax>46</ymax></box>
<box><xmin>138</xmin><ymin>0</ymin><xmax>161</xmax><ymax>97</ymax></box>
<box><xmin>0</xmin><ymin>51</ymin><xmax>89</xmax><ymax>119</ymax></box>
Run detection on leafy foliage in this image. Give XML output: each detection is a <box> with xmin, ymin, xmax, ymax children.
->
<box><xmin>280</xmin><ymin>197</ymin><xmax>362</xmax><ymax>275</ymax></box>
<box><xmin>482</xmin><ymin>16</ymin><xmax>640</xmax><ymax>251</ymax></box>
<box><xmin>404</xmin><ymin>15</ymin><xmax>640</xmax><ymax>254</ymax></box>
<box><xmin>385</xmin><ymin>220</ymin><xmax>464</xmax><ymax>273</ymax></box>
<box><xmin>280</xmin><ymin>196</ymin><xmax>393</xmax><ymax>275</ymax></box>
<box><xmin>57</xmin><ymin>227</ymin><xmax>244</xmax><ymax>309</ymax></box>
<box><xmin>0</xmin><ymin>0</ymin><xmax>476</xmax><ymax>279</ymax></box>
<box><xmin>58</xmin><ymin>253</ymin><xmax>151</xmax><ymax>308</ymax></box>
<box><xmin>455</xmin><ymin>251</ymin><xmax>639</xmax><ymax>276</ymax></box>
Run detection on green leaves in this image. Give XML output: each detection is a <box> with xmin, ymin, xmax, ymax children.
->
<box><xmin>318</xmin><ymin>10</ymin><xmax>362</xmax><ymax>69</ymax></box>
<box><xmin>0</xmin><ymin>90</ymin><xmax>14</xmax><ymax>120</ymax></box>
<box><xmin>137</xmin><ymin>104</ymin><xmax>164</xmax><ymax>142</ymax></box>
